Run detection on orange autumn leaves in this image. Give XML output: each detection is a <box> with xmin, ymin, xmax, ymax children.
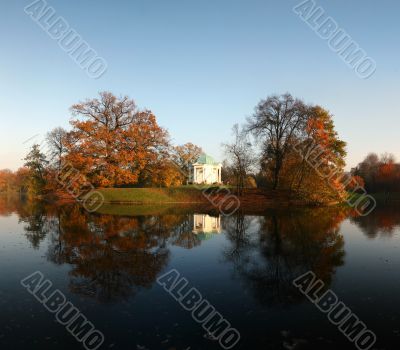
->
<box><xmin>64</xmin><ymin>92</ymin><xmax>175</xmax><ymax>188</ymax></box>
<box><xmin>247</xmin><ymin>94</ymin><xmax>347</xmax><ymax>202</ymax></box>
<box><xmin>276</xmin><ymin>103</ymin><xmax>347</xmax><ymax>202</ymax></box>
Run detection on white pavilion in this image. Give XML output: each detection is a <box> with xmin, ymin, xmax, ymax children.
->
<box><xmin>189</xmin><ymin>154</ymin><xmax>222</xmax><ymax>184</ymax></box>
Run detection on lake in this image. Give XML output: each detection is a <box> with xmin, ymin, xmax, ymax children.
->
<box><xmin>0</xmin><ymin>196</ymin><xmax>399</xmax><ymax>349</ymax></box>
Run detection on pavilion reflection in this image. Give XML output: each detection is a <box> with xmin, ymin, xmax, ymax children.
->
<box><xmin>191</xmin><ymin>214</ymin><xmax>221</xmax><ymax>241</ymax></box>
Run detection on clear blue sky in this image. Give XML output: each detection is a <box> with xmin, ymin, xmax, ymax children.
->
<box><xmin>1</xmin><ymin>0</ymin><xmax>399</xmax><ymax>170</ymax></box>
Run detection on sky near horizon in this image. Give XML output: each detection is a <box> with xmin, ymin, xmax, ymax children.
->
<box><xmin>1</xmin><ymin>0</ymin><xmax>399</xmax><ymax>171</ymax></box>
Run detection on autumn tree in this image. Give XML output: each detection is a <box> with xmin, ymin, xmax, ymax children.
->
<box><xmin>14</xmin><ymin>167</ymin><xmax>31</xmax><ymax>195</ymax></box>
<box><xmin>172</xmin><ymin>143</ymin><xmax>203</xmax><ymax>182</ymax></box>
<box><xmin>124</xmin><ymin>110</ymin><xmax>170</xmax><ymax>186</ymax></box>
<box><xmin>245</xmin><ymin>94</ymin><xmax>346</xmax><ymax>203</ymax></box>
<box><xmin>376</xmin><ymin>153</ymin><xmax>398</xmax><ymax>193</ymax></box>
<box><xmin>149</xmin><ymin>161</ymin><xmax>185</xmax><ymax>187</ymax></box>
<box><xmin>65</xmin><ymin>92</ymin><xmax>170</xmax><ymax>187</ymax></box>
<box><xmin>0</xmin><ymin>169</ymin><xmax>15</xmax><ymax>193</ymax></box>
<box><xmin>345</xmin><ymin>175</ymin><xmax>365</xmax><ymax>192</ymax></box>
<box><xmin>66</xmin><ymin>92</ymin><xmax>139</xmax><ymax>187</ymax></box>
<box><xmin>247</xmin><ymin>94</ymin><xmax>308</xmax><ymax>189</ymax></box>
<box><xmin>289</xmin><ymin>105</ymin><xmax>347</xmax><ymax>201</ymax></box>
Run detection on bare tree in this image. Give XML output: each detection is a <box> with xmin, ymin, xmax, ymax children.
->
<box><xmin>46</xmin><ymin>127</ymin><xmax>68</xmax><ymax>171</ymax></box>
<box><xmin>70</xmin><ymin>91</ymin><xmax>137</xmax><ymax>131</ymax></box>
<box><xmin>247</xmin><ymin>93</ymin><xmax>308</xmax><ymax>189</ymax></box>
<box><xmin>224</xmin><ymin>124</ymin><xmax>254</xmax><ymax>196</ymax></box>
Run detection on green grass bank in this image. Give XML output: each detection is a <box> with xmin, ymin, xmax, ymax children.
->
<box><xmin>94</xmin><ymin>186</ymin><xmax>229</xmax><ymax>204</ymax></box>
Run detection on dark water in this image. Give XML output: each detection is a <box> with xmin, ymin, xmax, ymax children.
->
<box><xmin>0</xmin><ymin>197</ymin><xmax>399</xmax><ymax>350</ymax></box>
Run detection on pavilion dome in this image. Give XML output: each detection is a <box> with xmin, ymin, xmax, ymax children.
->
<box><xmin>195</xmin><ymin>153</ymin><xmax>219</xmax><ymax>165</ymax></box>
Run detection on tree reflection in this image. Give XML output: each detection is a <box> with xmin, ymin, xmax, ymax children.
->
<box><xmin>8</xmin><ymin>197</ymin><xmax>353</xmax><ymax>306</ymax></box>
<box><xmin>223</xmin><ymin>210</ymin><xmax>255</xmax><ymax>265</ymax></box>
<box><xmin>0</xmin><ymin>196</ymin><xmax>61</xmax><ymax>249</ymax></box>
<box><xmin>0</xmin><ymin>194</ymin><xmax>19</xmax><ymax>216</ymax></box>
<box><xmin>18</xmin><ymin>200</ymin><xmax>50</xmax><ymax>249</ymax></box>
<box><xmin>223</xmin><ymin>207</ymin><xmax>349</xmax><ymax>305</ymax></box>
<box><xmin>42</xmin><ymin>207</ymin><xmax>212</xmax><ymax>302</ymax></box>
<box><xmin>350</xmin><ymin>205</ymin><xmax>400</xmax><ymax>238</ymax></box>
<box><xmin>169</xmin><ymin>215</ymin><xmax>201</xmax><ymax>249</ymax></box>
<box><xmin>46</xmin><ymin>207</ymin><xmax>181</xmax><ymax>302</ymax></box>
<box><xmin>3</xmin><ymin>197</ymin><xmax>207</xmax><ymax>302</ymax></box>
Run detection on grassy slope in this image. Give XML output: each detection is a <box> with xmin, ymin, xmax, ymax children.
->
<box><xmin>96</xmin><ymin>187</ymin><xmax>210</xmax><ymax>203</ymax></box>
<box><xmin>92</xmin><ymin>187</ymin><xmax>341</xmax><ymax>215</ymax></box>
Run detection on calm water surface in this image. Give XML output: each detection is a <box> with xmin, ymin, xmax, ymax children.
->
<box><xmin>0</xmin><ymin>197</ymin><xmax>399</xmax><ymax>350</ymax></box>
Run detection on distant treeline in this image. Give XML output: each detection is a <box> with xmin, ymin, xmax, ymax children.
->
<box><xmin>352</xmin><ymin>153</ymin><xmax>400</xmax><ymax>194</ymax></box>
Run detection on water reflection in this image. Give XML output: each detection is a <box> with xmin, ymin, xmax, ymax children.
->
<box><xmin>223</xmin><ymin>208</ymin><xmax>348</xmax><ymax>305</ymax></box>
<box><xmin>3</xmin><ymin>196</ymin><xmax>400</xmax><ymax>349</ymax></box>
<box><xmin>45</xmin><ymin>208</ymin><xmax>181</xmax><ymax>302</ymax></box>
<box><xmin>191</xmin><ymin>214</ymin><xmax>221</xmax><ymax>241</ymax></box>
<box><xmin>350</xmin><ymin>205</ymin><xmax>400</xmax><ymax>238</ymax></box>
<box><xmin>0</xmin><ymin>197</ymin><xmax>353</xmax><ymax>305</ymax></box>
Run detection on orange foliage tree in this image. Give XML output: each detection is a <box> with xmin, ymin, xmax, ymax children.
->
<box><xmin>0</xmin><ymin>169</ymin><xmax>15</xmax><ymax>193</ymax></box>
<box><xmin>248</xmin><ymin>94</ymin><xmax>347</xmax><ymax>202</ymax></box>
<box><xmin>65</xmin><ymin>92</ymin><xmax>170</xmax><ymax>187</ymax></box>
<box><xmin>346</xmin><ymin>175</ymin><xmax>365</xmax><ymax>191</ymax></box>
